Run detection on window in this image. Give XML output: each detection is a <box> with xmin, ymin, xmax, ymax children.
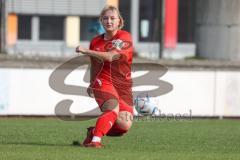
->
<box><xmin>18</xmin><ymin>15</ymin><xmax>32</xmax><ymax>40</ymax></box>
<box><xmin>139</xmin><ymin>0</ymin><xmax>162</xmax><ymax>42</ymax></box>
<box><xmin>39</xmin><ymin>16</ymin><xmax>64</xmax><ymax>40</ymax></box>
<box><xmin>119</xmin><ymin>0</ymin><xmax>131</xmax><ymax>32</ymax></box>
<box><xmin>80</xmin><ymin>17</ymin><xmax>104</xmax><ymax>41</ymax></box>
<box><xmin>178</xmin><ymin>0</ymin><xmax>196</xmax><ymax>42</ymax></box>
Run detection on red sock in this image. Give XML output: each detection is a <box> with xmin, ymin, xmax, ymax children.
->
<box><xmin>93</xmin><ymin>110</ymin><xmax>118</xmax><ymax>138</ymax></box>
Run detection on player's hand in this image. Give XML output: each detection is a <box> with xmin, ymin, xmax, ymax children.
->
<box><xmin>76</xmin><ymin>46</ymin><xmax>87</xmax><ymax>54</ymax></box>
<box><xmin>87</xmin><ymin>87</ymin><xmax>94</xmax><ymax>98</ymax></box>
<box><xmin>109</xmin><ymin>51</ymin><xmax>121</xmax><ymax>61</ymax></box>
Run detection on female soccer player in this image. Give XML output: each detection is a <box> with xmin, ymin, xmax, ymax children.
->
<box><xmin>76</xmin><ymin>5</ymin><xmax>134</xmax><ymax>148</ymax></box>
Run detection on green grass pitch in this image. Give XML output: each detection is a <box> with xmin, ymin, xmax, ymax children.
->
<box><xmin>0</xmin><ymin>118</ymin><xmax>240</xmax><ymax>160</ymax></box>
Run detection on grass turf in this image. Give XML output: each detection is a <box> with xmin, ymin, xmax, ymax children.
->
<box><xmin>0</xmin><ymin>118</ymin><xmax>240</xmax><ymax>160</ymax></box>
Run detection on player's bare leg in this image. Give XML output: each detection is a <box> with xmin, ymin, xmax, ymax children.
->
<box><xmin>116</xmin><ymin>111</ymin><xmax>133</xmax><ymax>130</ymax></box>
<box><xmin>106</xmin><ymin>111</ymin><xmax>133</xmax><ymax>136</ymax></box>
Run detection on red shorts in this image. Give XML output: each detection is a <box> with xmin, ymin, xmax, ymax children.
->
<box><xmin>91</xmin><ymin>80</ymin><xmax>133</xmax><ymax>114</ymax></box>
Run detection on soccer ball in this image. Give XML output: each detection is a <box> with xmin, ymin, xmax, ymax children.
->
<box><xmin>134</xmin><ymin>95</ymin><xmax>160</xmax><ymax>116</ymax></box>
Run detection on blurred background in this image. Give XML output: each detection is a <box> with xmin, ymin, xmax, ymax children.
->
<box><xmin>0</xmin><ymin>0</ymin><xmax>240</xmax><ymax>118</ymax></box>
<box><xmin>2</xmin><ymin>0</ymin><xmax>240</xmax><ymax>60</ymax></box>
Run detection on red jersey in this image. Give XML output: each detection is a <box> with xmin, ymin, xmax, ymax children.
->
<box><xmin>89</xmin><ymin>30</ymin><xmax>133</xmax><ymax>89</ymax></box>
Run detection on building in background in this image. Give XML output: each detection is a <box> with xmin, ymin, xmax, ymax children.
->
<box><xmin>1</xmin><ymin>0</ymin><xmax>240</xmax><ymax>60</ymax></box>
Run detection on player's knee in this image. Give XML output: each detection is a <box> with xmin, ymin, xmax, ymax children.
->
<box><xmin>116</xmin><ymin>111</ymin><xmax>133</xmax><ymax>131</ymax></box>
<box><xmin>116</xmin><ymin>118</ymin><xmax>132</xmax><ymax>131</ymax></box>
<box><xmin>101</xmin><ymin>99</ymin><xmax>119</xmax><ymax>113</ymax></box>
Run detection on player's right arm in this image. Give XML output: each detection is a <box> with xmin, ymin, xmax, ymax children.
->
<box><xmin>76</xmin><ymin>46</ymin><xmax>120</xmax><ymax>62</ymax></box>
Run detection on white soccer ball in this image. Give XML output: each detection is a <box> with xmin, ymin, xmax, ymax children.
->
<box><xmin>134</xmin><ymin>96</ymin><xmax>160</xmax><ymax>116</ymax></box>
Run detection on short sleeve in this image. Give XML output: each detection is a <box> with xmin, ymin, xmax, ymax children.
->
<box><xmin>112</xmin><ymin>31</ymin><xmax>133</xmax><ymax>60</ymax></box>
<box><xmin>89</xmin><ymin>40</ymin><xmax>94</xmax><ymax>50</ymax></box>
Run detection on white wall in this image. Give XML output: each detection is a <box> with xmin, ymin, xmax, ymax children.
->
<box><xmin>0</xmin><ymin>68</ymin><xmax>240</xmax><ymax>117</ymax></box>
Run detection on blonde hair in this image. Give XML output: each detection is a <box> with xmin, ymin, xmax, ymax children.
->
<box><xmin>99</xmin><ymin>5</ymin><xmax>124</xmax><ymax>29</ymax></box>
